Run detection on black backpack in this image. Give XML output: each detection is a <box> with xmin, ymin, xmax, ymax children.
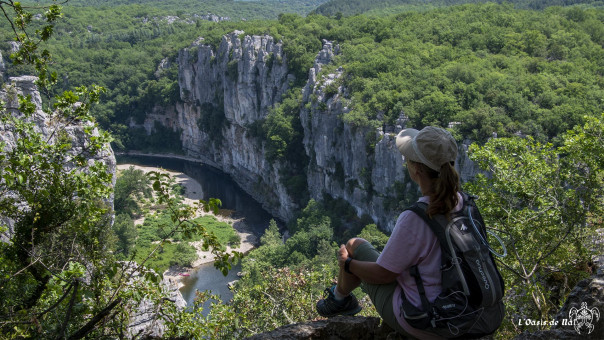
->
<box><xmin>400</xmin><ymin>193</ymin><xmax>506</xmax><ymax>339</ymax></box>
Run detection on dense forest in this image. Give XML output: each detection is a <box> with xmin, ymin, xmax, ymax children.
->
<box><xmin>0</xmin><ymin>0</ymin><xmax>603</xmax><ymax>339</ymax></box>
<box><xmin>66</xmin><ymin>0</ymin><xmax>329</xmax><ymax>20</ymax></box>
<box><xmin>313</xmin><ymin>0</ymin><xmax>604</xmax><ymax>16</ymax></box>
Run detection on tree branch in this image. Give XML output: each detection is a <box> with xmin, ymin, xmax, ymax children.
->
<box><xmin>495</xmin><ymin>257</ymin><xmax>523</xmax><ymax>279</ymax></box>
<box><xmin>37</xmin><ymin>280</ymin><xmax>73</xmax><ymax>318</ymax></box>
<box><xmin>9</xmin><ymin>257</ymin><xmax>40</xmax><ymax>279</ymax></box>
<box><xmin>58</xmin><ymin>279</ymin><xmax>79</xmax><ymax>340</ymax></box>
<box><xmin>67</xmin><ymin>297</ymin><xmax>122</xmax><ymax>340</ymax></box>
<box><xmin>0</xmin><ymin>2</ymin><xmax>20</xmax><ymax>44</ymax></box>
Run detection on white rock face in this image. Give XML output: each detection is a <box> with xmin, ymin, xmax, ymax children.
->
<box><xmin>300</xmin><ymin>42</ymin><xmax>407</xmax><ymax>231</ymax></box>
<box><xmin>0</xmin><ymin>76</ymin><xmax>116</xmax><ymax>175</ymax></box>
<box><xmin>8</xmin><ymin>41</ymin><xmax>20</xmax><ymax>54</ymax></box>
<box><xmin>178</xmin><ymin>32</ymin><xmax>292</xmax><ymax>125</ymax></box>
<box><xmin>0</xmin><ymin>50</ymin><xmax>5</xmax><ymax>74</ymax></box>
<box><xmin>127</xmin><ymin>268</ymin><xmax>187</xmax><ymax>338</ymax></box>
<box><xmin>169</xmin><ymin>32</ymin><xmax>297</xmax><ymax>221</ymax></box>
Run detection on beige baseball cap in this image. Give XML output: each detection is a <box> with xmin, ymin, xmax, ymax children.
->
<box><xmin>395</xmin><ymin>126</ymin><xmax>457</xmax><ymax>172</ymax></box>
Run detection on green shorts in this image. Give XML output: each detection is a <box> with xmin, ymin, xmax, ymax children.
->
<box><xmin>353</xmin><ymin>241</ymin><xmax>410</xmax><ymax>336</ymax></box>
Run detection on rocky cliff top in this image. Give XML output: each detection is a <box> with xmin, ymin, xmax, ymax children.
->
<box><xmin>246</xmin><ymin>316</ymin><xmax>404</xmax><ymax>340</ymax></box>
<box><xmin>170</xmin><ymin>31</ymin><xmax>298</xmax><ymax>222</ymax></box>
<box><xmin>178</xmin><ymin>31</ymin><xmax>293</xmax><ymax>125</ymax></box>
<box><xmin>0</xmin><ymin>75</ymin><xmax>115</xmax><ymax>172</ymax></box>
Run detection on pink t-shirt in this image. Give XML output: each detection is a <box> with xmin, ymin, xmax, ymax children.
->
<box><xmin>376</xmin><ymin>193</ymin><xmax>464</xmax><ymax>340</ymax></box>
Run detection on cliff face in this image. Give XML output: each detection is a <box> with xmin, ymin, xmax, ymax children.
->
<box><xmin>171</xmin><ymin>32</ymin><xmax>298</xmax><ymax>221</ymax></box>
<box><xmin>0</xmin><ymin>76</ymin><xmax>116</xmax><ymax>171</ymax></box>
<box><xmin>0</xmin><ymin>51</ymin><xmax>5</xmax><ymax>79</ymax></box>
<box><xmin>147</xmin><ymin>33</ymin><xmax>478</xmax><ymax>231</ymax></box>
<box><xmin>178</xmin><ymin>32</ymin><xmax>292</xmax><ymax>125</ymax></box>
<box><xmin>299</xmin><ymin>41</ymin><xmax>406</xmax><ymax>230</ymax></box>
<box><xmin>0</xmin><ymin>76</ymin><xmax>116</xmax><ymax>184</ymax></box>
<box><xmin>299</xmin><ymin>41</ymin><xmax>481</xmax><ymax>230</ymax></box>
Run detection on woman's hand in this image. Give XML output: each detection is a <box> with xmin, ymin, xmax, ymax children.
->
<box><xmin>337</xmin><ymin>244</ymin><xmax>349</xmax><ymax>269</ymax></box>
<box><xmin>336</xmin><ymin>241</ymin><xmax>400</xmax><ymax>284</ymax></box>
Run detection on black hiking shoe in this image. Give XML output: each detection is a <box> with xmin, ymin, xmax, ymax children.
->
<box><xmin>316</xmin><ymin>285</ymin><xmax>362</xmax><ymax>317</ymax></box>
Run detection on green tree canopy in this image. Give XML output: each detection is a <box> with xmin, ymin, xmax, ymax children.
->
<box><xmin>465</xmin><ymin>113</ymin><xmax>603</xmax><ymax>334</ymax></box>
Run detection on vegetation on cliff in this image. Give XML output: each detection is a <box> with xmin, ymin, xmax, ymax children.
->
<box><xmin>466</xmin><ymin>114</ymin><xmax>604</xmax><ymax>336</ymax></box>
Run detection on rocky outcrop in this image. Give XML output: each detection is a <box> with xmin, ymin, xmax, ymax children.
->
<box><xmin>193</xmin><ymin>13</ymin><xmax>230</xmax><ymax>22</ymax></box>
<box><xmin>246</xmin><ymin>316</ymin><xmax>405</xmax><ymax>340</ymax></box>
<box><xmin>127</xmin><ymin>267</ymin><xmax>187</xmax><ymax>339</ymax></box>
<box><xmin>0</xmin><ymin>50</ymin><xmax>5</xmax><ymax>78</ymax></box>
<box><xmin>247</xmin><ymin>257</ymin><xmax>604</xmax><ymax>339</ymax></box>
<box><xmin>0</xmin><ymin>75</ymin><xmax>43</xmax><ymax>109</ymax></box>
<box><xmin>154</xmin><ymin>57</ymin><xmax>171</xmax><ymax>78</ymax></box>
<box><xmin>163</xmin><ymin>31</ymin><xmax>297</xmax><ymax>221</ymax></box>
<box><xmin>300</xmin><ymin>41</ymin><xmax>477</xmax><ymax>231</ymax></box>
<box><xmin>178</xmin><ymin>32</ymin><xmax>292</xmax><ymax>125</ymax></box>
<box><xmin>0</xmin><ymin>75</ymin><xmax>116</xmax><ymax>187</ymax></box>
<box><xmin>0</xmin><ymin>76</ymin><xmax>117</xmax><ymax>236</ymax></box>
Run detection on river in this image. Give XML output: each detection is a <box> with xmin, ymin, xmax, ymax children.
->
<box><xmin>116</xmin><ymin>154</ymin><xmax>275</xmax><ymax>308</ymax></box>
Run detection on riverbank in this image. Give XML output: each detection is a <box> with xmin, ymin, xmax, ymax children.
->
<box><xmin>116</xmin><ymin>164</ymin><xmax>258</xmax><ymax>288</ymax></box>
<box><xmin>116</xmin><ymin>150</ymin><xmax>220</xmax><ymax>169</ymax></box>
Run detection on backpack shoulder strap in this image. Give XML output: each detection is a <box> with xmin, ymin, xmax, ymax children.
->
<box><xmin>403</xmin><ymin>202</ymin><xmax>453</xmax><ymax>322</ymax></box>
<box><xmin>405</xmin><ymin>202</ymin><xmax>454</xmax><ymax>258</ymax></box>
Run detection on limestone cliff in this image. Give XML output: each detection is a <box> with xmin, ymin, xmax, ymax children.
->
<box><xmin>299</xmin><ymin>41</ymin><xmax>406</xmax><ymax>230</ymax></box>
<box><xmin>0</xmin><ymin>76</ymin><xmax>116</xmax><ymax>186</ymax></box>
<box><xmin>0</xmin><ymin>50</ymin><xmax>5</xmax><ymax>79</ymax></box>
<box><xmin>172</xmin><ymin>31</ymin><xmax>297</xmax><ymax>221</ymax></box>
<box><xmin>146</xmin><ymin>33</ymin><xmax>478</xmax><ymax>231</ymax></box>
<box><xmin>299</xmin><ymin>41</ymin><xmax>480</xmax><ymax>230</ymax></box>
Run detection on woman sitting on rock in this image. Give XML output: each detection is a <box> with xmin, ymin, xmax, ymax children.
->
<box><xmin>316</xmin><ymin>126</ymin><xmax>461</xmax><ymax>340</ymax></box>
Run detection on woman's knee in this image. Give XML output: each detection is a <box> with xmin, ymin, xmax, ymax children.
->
<box><xmin>346</xmin><ymin>238</ymin><xmax>369</xmax><ymax>257</ymax></box>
